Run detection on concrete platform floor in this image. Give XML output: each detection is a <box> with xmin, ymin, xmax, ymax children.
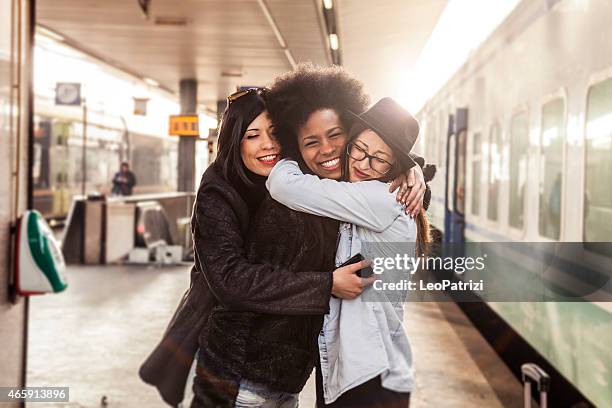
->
<box><xmin>27</xmin><ymin>265</ymin><xmax>523</xmax><ymax>407</ymax></box>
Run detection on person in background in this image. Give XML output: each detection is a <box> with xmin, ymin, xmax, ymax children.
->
<box><xmin>112</xmin><ymin>161</ymin><xmax>136</xmax><ymax>195</ymax></box>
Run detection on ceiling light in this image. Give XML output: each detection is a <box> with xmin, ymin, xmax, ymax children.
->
<box><xmin>329</xmin><ymin>34</ymin><xmax>339</xmax><ymax>50</ymax></box>
<box><xmin>37</xmin><ymin>26</ymin><xmax>65</xmax><ymax>42</ymax></box>
<box><xmin>323</xmin><ymin>0</ymin><xmax>333</xmax><ymax>10</ymax></box>
<box><xmin>221</xmin><ymin>70</ymin><xmax>243</xmax><ymax>78</ymax></box>
<box><xmin>154</xmin><ymin>16</ymin><xmax>188</xmax><ymax>26</ymax></box>
<box><xmin>144</xmin><ymin>77</ymin><xmax>160</xmax><ymax>87</ymax></box>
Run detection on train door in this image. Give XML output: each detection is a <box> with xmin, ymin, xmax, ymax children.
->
<box><xmin>444</xmin><ymin>108</ymin><xmax>468</xmax><ymax>250</ymax></box>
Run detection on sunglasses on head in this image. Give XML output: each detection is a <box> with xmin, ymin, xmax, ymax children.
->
<box><xmin>227</xmin><ymin>87</ymin><xmax>268</xmax><ymax>106</ymax></box>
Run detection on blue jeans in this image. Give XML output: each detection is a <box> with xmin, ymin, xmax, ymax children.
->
<box><xmin>234</xmin><ymin>379</ymin><xmax>299</xmax><ymax>408</ymax></box>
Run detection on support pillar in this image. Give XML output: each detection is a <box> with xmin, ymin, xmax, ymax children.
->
<box><xmin>177</xmin><ymin>79</ymin><xmax>197</xmax><ymax>192</ymax></box>
<box><xmin>205</xmin><ymin>99</ymin><xmax>226</xmax><ymax>164</ymax></box>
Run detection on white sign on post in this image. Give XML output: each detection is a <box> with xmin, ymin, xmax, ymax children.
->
<box><xmin>55</xmin><ymin>83</ymin><xmax>82</xmax><ymax>106</ymax></box>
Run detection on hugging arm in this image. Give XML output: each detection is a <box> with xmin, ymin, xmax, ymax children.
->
<box><xmin>193</xmin><ymin>187</ymin><xmax>333</xmax><ymax>315</ymax></box>
<box><xmin>267</xmin><ymin>160</ymin><xmax>403</xmax><ymax>233</ymax></box>
<box><xmin>388</xmin><ymin>153</ymin><xmax>428</xmax><ymax>216</ymax></box>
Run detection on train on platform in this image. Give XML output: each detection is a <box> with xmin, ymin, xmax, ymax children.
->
<box><xmin>32</xmin><ymin>95</ymin><xmax>178</xmax><ymax>219</ymax></box>
<box><xmin>417</xmin><ymin>0</ymin><xmax>612</xmax><ymax>406</ymax></box>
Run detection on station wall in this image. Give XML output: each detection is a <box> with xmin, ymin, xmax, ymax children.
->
<box><xmin>0</xmin><ymin>0</ymin><xmax>30</xmax><ymax>402</ymax></box>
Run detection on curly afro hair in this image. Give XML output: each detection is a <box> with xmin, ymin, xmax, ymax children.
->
<box><xmin>266</xmin><ymin>63</ymin><xmax>370</xmax><ymax>162</ymax></box>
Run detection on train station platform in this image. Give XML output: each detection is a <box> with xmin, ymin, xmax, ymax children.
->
<box><xmin>27</xmin><ymin>264</ymin><xmax>523</xmax><ymax>407</ymax></box>
<box><xmin>0</xmin><ymin>1</ymin><xmax>608</xmax><ymax>407</ymax></box>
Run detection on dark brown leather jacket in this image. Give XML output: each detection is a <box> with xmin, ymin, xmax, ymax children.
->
<box><xmin>193</xmin><ymin>182</ymin><xmax>338</xmax><ymax>407</ymax></box>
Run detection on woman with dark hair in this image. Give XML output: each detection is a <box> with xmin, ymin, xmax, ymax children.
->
<box><xmin>267</xmin><ymin>97</ymin><xmax>436</xmax><ymax>408</ymax></box>
<box><xmin>140</xmin><ymin>88</ymin><xmax>367</xmax><ymax>408</ymax></box>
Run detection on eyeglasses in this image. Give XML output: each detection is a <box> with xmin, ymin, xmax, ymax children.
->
<box><xmin>227</xmin><ymin>87</ymin><xmax>268</xmax><ymax>105</ymax></box>
<box><xmin>346</xmin><ymin>142</ymin><xmax>394</xmax><ymax>175</ymax></box>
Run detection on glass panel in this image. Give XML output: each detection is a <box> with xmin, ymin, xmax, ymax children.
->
<box><xmin>585</xmin><ymin>78</ymin><xmax>612</xmax><ymax>255</ymax></box>
<box><xmin>425</xmin><ymin>119</ymin><xmax>434</xmax><ymax>163</ymax></box>
<box><xmin>487</xmin><ymin>124</ymin><xmax>502</xmax><ymax>221</ymax></box>
<box><xmin>0</xmin><ymin>0</ymin><xmax>15</xmax><ymax>216</ymax></box>
<box><xmin>432</xmin><ymin>116</ymin><xmax>439</xmax><ymax>166</ymax></box>
<box><xmin>539</xmin><ymin>98</ymin><xmax>564</xmax><ymax>240</ymax></box>
<box><xmin>473</xmin><ymin>132</ymin><xmax>482</xmax><ymax>155</ymax></box>
<box><xmin>456</xmin><ymin>129</ymin><xmax>467</xmax><ymax>215</ymax></box>
<box><xmin>471</xmin><ymin>132</ymin><xmax>482</xmax><ymax>216</ymax></box>
<box><xmin>509</xmin><ymin>111</ymin><xmax>529</xmax><ymax>230</ymax></box>
<box><xmin>440</xmin><ymin>113</ymin><xmax>448</xmax><ymax>171</ymax></box>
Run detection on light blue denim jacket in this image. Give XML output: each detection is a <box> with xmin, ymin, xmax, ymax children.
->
<box><xmin>267</xmin><ymin>160</ymin><xmax>415</xmax><ymax>404</ymax></box>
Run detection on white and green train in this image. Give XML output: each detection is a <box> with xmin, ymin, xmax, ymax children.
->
<box><xmin>417</xmin><ymin>1</ymin><xmax>612</xmax><ymax>406</ymax></box>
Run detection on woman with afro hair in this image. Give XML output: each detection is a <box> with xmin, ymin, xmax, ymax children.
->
<box><xmin>265</xmin><ymin>63</ymin><xmax>427</xmax><ymax>216</ymax></box>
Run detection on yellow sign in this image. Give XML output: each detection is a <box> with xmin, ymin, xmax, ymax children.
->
<box><xmin>169</xmin><ymin>115</ymin><xmax>200</xmax><ymax>137</ymax></box>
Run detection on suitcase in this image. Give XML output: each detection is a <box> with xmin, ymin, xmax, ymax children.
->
<box><xmin>521</xmin><ymin>363</ymin><xmax>550</xmax><ymax>408</ymax></box>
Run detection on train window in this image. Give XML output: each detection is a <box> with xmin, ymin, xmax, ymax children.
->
<box><xmin>487</xmin><ymin>124</ymin><xmax>501</xmax><ymax>222</ymax></box>
<box><xmin>539</xmin><ymin>98</ymin><xmax>565</xmax><ymax>240</ymax></box>
<box><xmin>431</xmin><ymin>117</ymin><xmax>438</xmax><ymax>166</ymax></box>
<box><xmin>509</xmin><ymin>111</ymin><xmax>529</xmax><ymax>230</ymax></box>
<box><xmin>423</xmin><ymin>119</ymin><xmax>433</xmax><ymax>161</ymax></box>
<box><xmin>584</xmin><ymin>78</ymin><xmax>612</xmax><ymax>253</ymax></box>
<box><xmin>440</xmin><ymin>113</ymin><xmax>448</xmax><ymax>168</ymax></box>
<box><xmin>471</xmin><ymin>132</ymin><xmax>482</xmax><ymax>216</ymax></box>
<box><xmin>426</xmin><ymin>115</ymin><xmax>432</xmax><ymax>160</ymax></box>
<box><xmin>456</xmin><ymin>128</ymin><xmax>467</xmax><ymax>215</ymax></box>
<box><xmin>432</xmin><ymin>117</ymin><xmax>439</xmax><ymax>166</ymax></box>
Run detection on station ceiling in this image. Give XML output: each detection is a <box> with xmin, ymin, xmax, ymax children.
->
<box><xmin>37</xmin><ymin>0</ymin><xmax>447</xmax><ymax>112</ymax></box>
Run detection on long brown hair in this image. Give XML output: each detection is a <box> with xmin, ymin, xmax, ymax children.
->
<box><xmin>214</xmin><ymin>90</ymin><xmax>267</xmax><ymax>187</ymax></box>
<box><xmin>415</xmin><ymin>208</ymin><xmax>431</xmax><ymax>257</ymax></box>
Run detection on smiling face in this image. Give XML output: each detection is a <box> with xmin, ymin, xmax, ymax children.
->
<box><xmin>297</xmin><ymin>109</ymin><xmax>347</xmax><ymax>179</ymax></box>
<box><xmin>347</xmin><ymin>129</ymin><xmax>396</xmax><ymax>182</ymax></box>
<box><xmin>240</xmin><ymin>111</ymin><xmax>280</xmax><ymax>176</ymax></box>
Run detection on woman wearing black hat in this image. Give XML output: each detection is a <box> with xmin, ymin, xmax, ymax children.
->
<box><xmin>267</xmin><ymin>97</ymin><xmax>435</xmax><ymax>408</ymax></box>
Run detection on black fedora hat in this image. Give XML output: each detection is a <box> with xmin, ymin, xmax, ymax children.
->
<box><xmin>347</xmin><ymin>97</ymin><xmax>419</xmax><ymax>170</ymax></box>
